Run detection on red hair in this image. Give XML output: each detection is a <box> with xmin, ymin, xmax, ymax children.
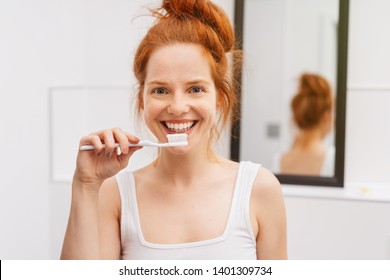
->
<box><xmin>133</xmin><ymin>0</ymin><xmax>241</xmax><ymax>139</ymax></box>
<box><xmin>291</xmin><ymin>73</ymin><xmax>333</xmax><ymax>130</ymax></box>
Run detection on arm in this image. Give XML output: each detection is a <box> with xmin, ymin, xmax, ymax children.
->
<box><xmin>98</xmin><ymin>177</ymin><xmax>122</xmax><ymax>259</ymax></box>
<box><xmin>60</xmin><ymin>179</ymin><xmax>101</xmax><ymax>259</ymax></box>
<box><xmin>251</xmin><ymin>167</ymin><xmax>287</xmax><ymax>260</ymax></box>
<box><xmin>60</xmin><ymin>128</ymin><xmax>141</xmax><ymax>259</ymax></box>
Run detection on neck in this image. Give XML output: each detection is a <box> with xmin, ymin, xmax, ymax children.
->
<box><xmin>292</xmin><ymin>128</ymin><xmax>324</xmax><ymax>150</ymax></box>
<box><xmin>153</xmin><ymin>146</ymin><xmax>221</xmax><ymax>187</ymax></box>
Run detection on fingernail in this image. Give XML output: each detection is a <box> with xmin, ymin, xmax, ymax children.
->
<box><xmin>106</xmin><ymin>152</ymin><xmax>112</xmax><ymax>158</ymax></box>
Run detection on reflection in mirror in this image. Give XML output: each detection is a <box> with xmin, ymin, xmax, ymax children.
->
<box><xmin>272</xmin><ymin>73</ymin><xmax>335</xmax><ymax>177</ymax></box>
<box><xmin>231</xmin><ymin>0</ymin><xmax>349</xmax><ymax>186</ymax></box>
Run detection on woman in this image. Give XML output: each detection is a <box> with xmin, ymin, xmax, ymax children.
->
<box><xmin>274</xmin><ymin>73</ymin><xmax>334</xmax><ymax>176</ymax></box>
<box><xmin>61</xmin><ymin>0</ymin><xmax>287</xmax><ymax>260</ymax></box>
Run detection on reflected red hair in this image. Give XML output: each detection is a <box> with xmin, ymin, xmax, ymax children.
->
<box><xmin>291</xmin><ymin>73</ymin><xmax>333</xmax><ymax>130</ymax></box>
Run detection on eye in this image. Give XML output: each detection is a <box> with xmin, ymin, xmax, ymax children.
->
<box><xmin>152</xmin><ymin>87</ymin><xmax>168</xmax><ymax>95</ymax></box>
<box><xmin>189</xmin><ymin>86</ymin><xmax>204</xmax><ymax>94</ymax></box>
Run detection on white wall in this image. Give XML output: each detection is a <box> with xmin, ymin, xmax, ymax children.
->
<box><xmin>1</xmin><ymin>0</ymin><xmax>389</xmax><ymax>260</ymax></box>
<box><xmin>0</xmin><ymin>0</ymin><xmax>86</xmax><ymax>259</ymax></box>
<box><xmin>345</xmin><ymin>0</ymin><xmax>390</xmax><ymax>184</ymax></box>
<box><xmin>286</xmin><ymin>197</ymin><xmax>390</xmax><ymax>259</ymax></box>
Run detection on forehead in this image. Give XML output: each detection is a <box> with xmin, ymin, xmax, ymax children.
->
<box><xmin>145</xmin><ymin>43</ymin><xmax>213</xmax><ymax>82</ymax></box>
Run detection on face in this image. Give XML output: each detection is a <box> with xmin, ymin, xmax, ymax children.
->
<box><xmin>142</xmin><ymin>43</ymin><xmax>217</xmax><ymax>153</ymax></box>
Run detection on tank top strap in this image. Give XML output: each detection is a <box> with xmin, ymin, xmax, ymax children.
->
<box><xmin>230</xmin><ymin>161</ymin><xmax>261</xmax><ymax>243</ymax></box>
<box><xmin>115</xmin><ymin>171</ymin><xmax>139</xmax><ymax>254</ymax></box>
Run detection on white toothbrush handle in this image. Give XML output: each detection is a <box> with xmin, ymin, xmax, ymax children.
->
<box><xmin>79</xmin><ymin>141</ymin><xmax>150</xmax><ymax>151</ymax></box>
<box><xmin>79</xmin><ymin>140</ymin><xmax>187</xmax><ymax>151</ymax></box>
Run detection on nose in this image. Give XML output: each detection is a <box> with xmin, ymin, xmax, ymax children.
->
<box><xmin>167</xmin><ymin>92</ymin><xmax>190</xmax><ymax>116</ymax></box>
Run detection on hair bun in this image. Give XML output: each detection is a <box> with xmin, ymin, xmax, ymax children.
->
<box><xmin>299</xmin><ymin>73</ymin><xmax>322</xmax><ymax>98</ymax></box>
<box><xmin>291</xmin><ymin>73</ymin><xmax>333</xmax><ymax>130</ymax></box>
<box><xmin>161</xmin><ymin>0</ymin><xmax>198</xmax><ymax>18</ymax></box>
<box><xmin>159</xmin><ymin>0</ymin><xmax>234</xmax><ymax>52</ymax></box>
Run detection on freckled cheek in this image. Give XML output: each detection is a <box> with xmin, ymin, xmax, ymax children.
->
<box><xmin>198</xmin><ymin>103</ymin><xmax>218</xmax><ymax>125</ymax></box>
<box><xmin>142</xmin><ymin>102</ymin><xmax>160</xmax><ymax>125</ymax></box>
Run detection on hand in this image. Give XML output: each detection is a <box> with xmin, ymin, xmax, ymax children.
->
<box><xmin>73</xmin><ymin>127</ymin><xmax>143</xmax><ymax>186</ymax></box>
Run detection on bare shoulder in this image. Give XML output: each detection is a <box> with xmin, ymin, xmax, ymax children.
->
<box><xmin>251</xmin><ymin>166</ymin><xmax>287</xmax><ymax>259</ymax></box>
<box><xmin>252</xmin><ymin>166</ymin><xmax>283</xmax><ymax>200</ymax></box>
<box><xmin>250</xmin><ymin>166</ymin><xmax>285</xmax><ymax>224</ymax></box>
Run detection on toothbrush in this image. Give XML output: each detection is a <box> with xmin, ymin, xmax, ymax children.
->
<box><xmin>79</xmin><ymin>133</ymin><xmax>188</xmax><ymax>151</ymax></box>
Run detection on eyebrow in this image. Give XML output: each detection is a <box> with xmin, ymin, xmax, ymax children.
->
<box><xmin>145</xmin><ymin>80</ymin><xmax>168</xmax><ymax>87</ymax></box>
<box><xmin>146</xmin><ymin>79</ymin><xmax>212</xmax><ymax>87</ymax></box>
<box><xmin>187</xmin><ymin>79</ymin><xmax>213</xmax><ymax>86</ymax></box>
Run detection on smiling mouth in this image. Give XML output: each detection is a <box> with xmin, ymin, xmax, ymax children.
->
<box><xmin>163</xmin><ymin>121</ymin><xmax>197</xmax><ymax>133</ymax></box>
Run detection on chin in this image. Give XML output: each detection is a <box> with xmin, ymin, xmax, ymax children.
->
<box><xmin>161</xmin><ymin>142</ymin><xmax>196</xmax><ymax>156</ymax></box>
<box><xmin>167</xmin><ymin>146</ymin><xmax>189</xmax><ymax>155</ymax></box>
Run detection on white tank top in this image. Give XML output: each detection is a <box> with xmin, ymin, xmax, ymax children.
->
<box><xmin>115</xmin><ymin>161</ymin><xmax>261</xmax><ymax>260</ymax></box>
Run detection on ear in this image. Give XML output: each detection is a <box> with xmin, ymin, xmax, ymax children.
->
<box><xmin>216</xmin><ymin>100</ymin><xmax>220</xmax><ymax>109</ymax></box>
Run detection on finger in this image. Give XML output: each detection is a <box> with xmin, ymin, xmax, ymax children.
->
<box><xmin>80</xmin><ymin>134</ymin><xmax>104</xmax><ymax>155</ymax></box>
<box><xmin>112</xmin><ymin>127</ymin><xmax>131</xmax><ymax>155</ymax></box>
<box><xmin>101</xmin><ymin>129</ymin><xmax>117</xmax><ymax>158</ymax></box>
<box><xmin>120</xmin><ymin>131</ymin><xmax>141</xmax><ymax>154</ymax></box>
<box><xmin>124</xmin><ymin>131</ymin><xmax>140</xmax><ymax>143</ymax></box>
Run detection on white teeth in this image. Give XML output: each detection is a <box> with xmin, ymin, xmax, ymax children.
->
<box><xmin>165</xmin><ymin>121</ymin><xmax>195</xmax><ymax>133</ymax></box>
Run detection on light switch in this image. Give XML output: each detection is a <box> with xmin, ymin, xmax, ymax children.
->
<box><xmin>266</xmin><ymin>123</ymin><xmax>280</xmax><ymax>139</ymax></box>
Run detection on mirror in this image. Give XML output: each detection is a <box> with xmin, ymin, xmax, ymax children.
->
<box><xmin>231</xmin><ymin>0</ymin><xmax>349</xmax><ymax>186</ymax></box>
